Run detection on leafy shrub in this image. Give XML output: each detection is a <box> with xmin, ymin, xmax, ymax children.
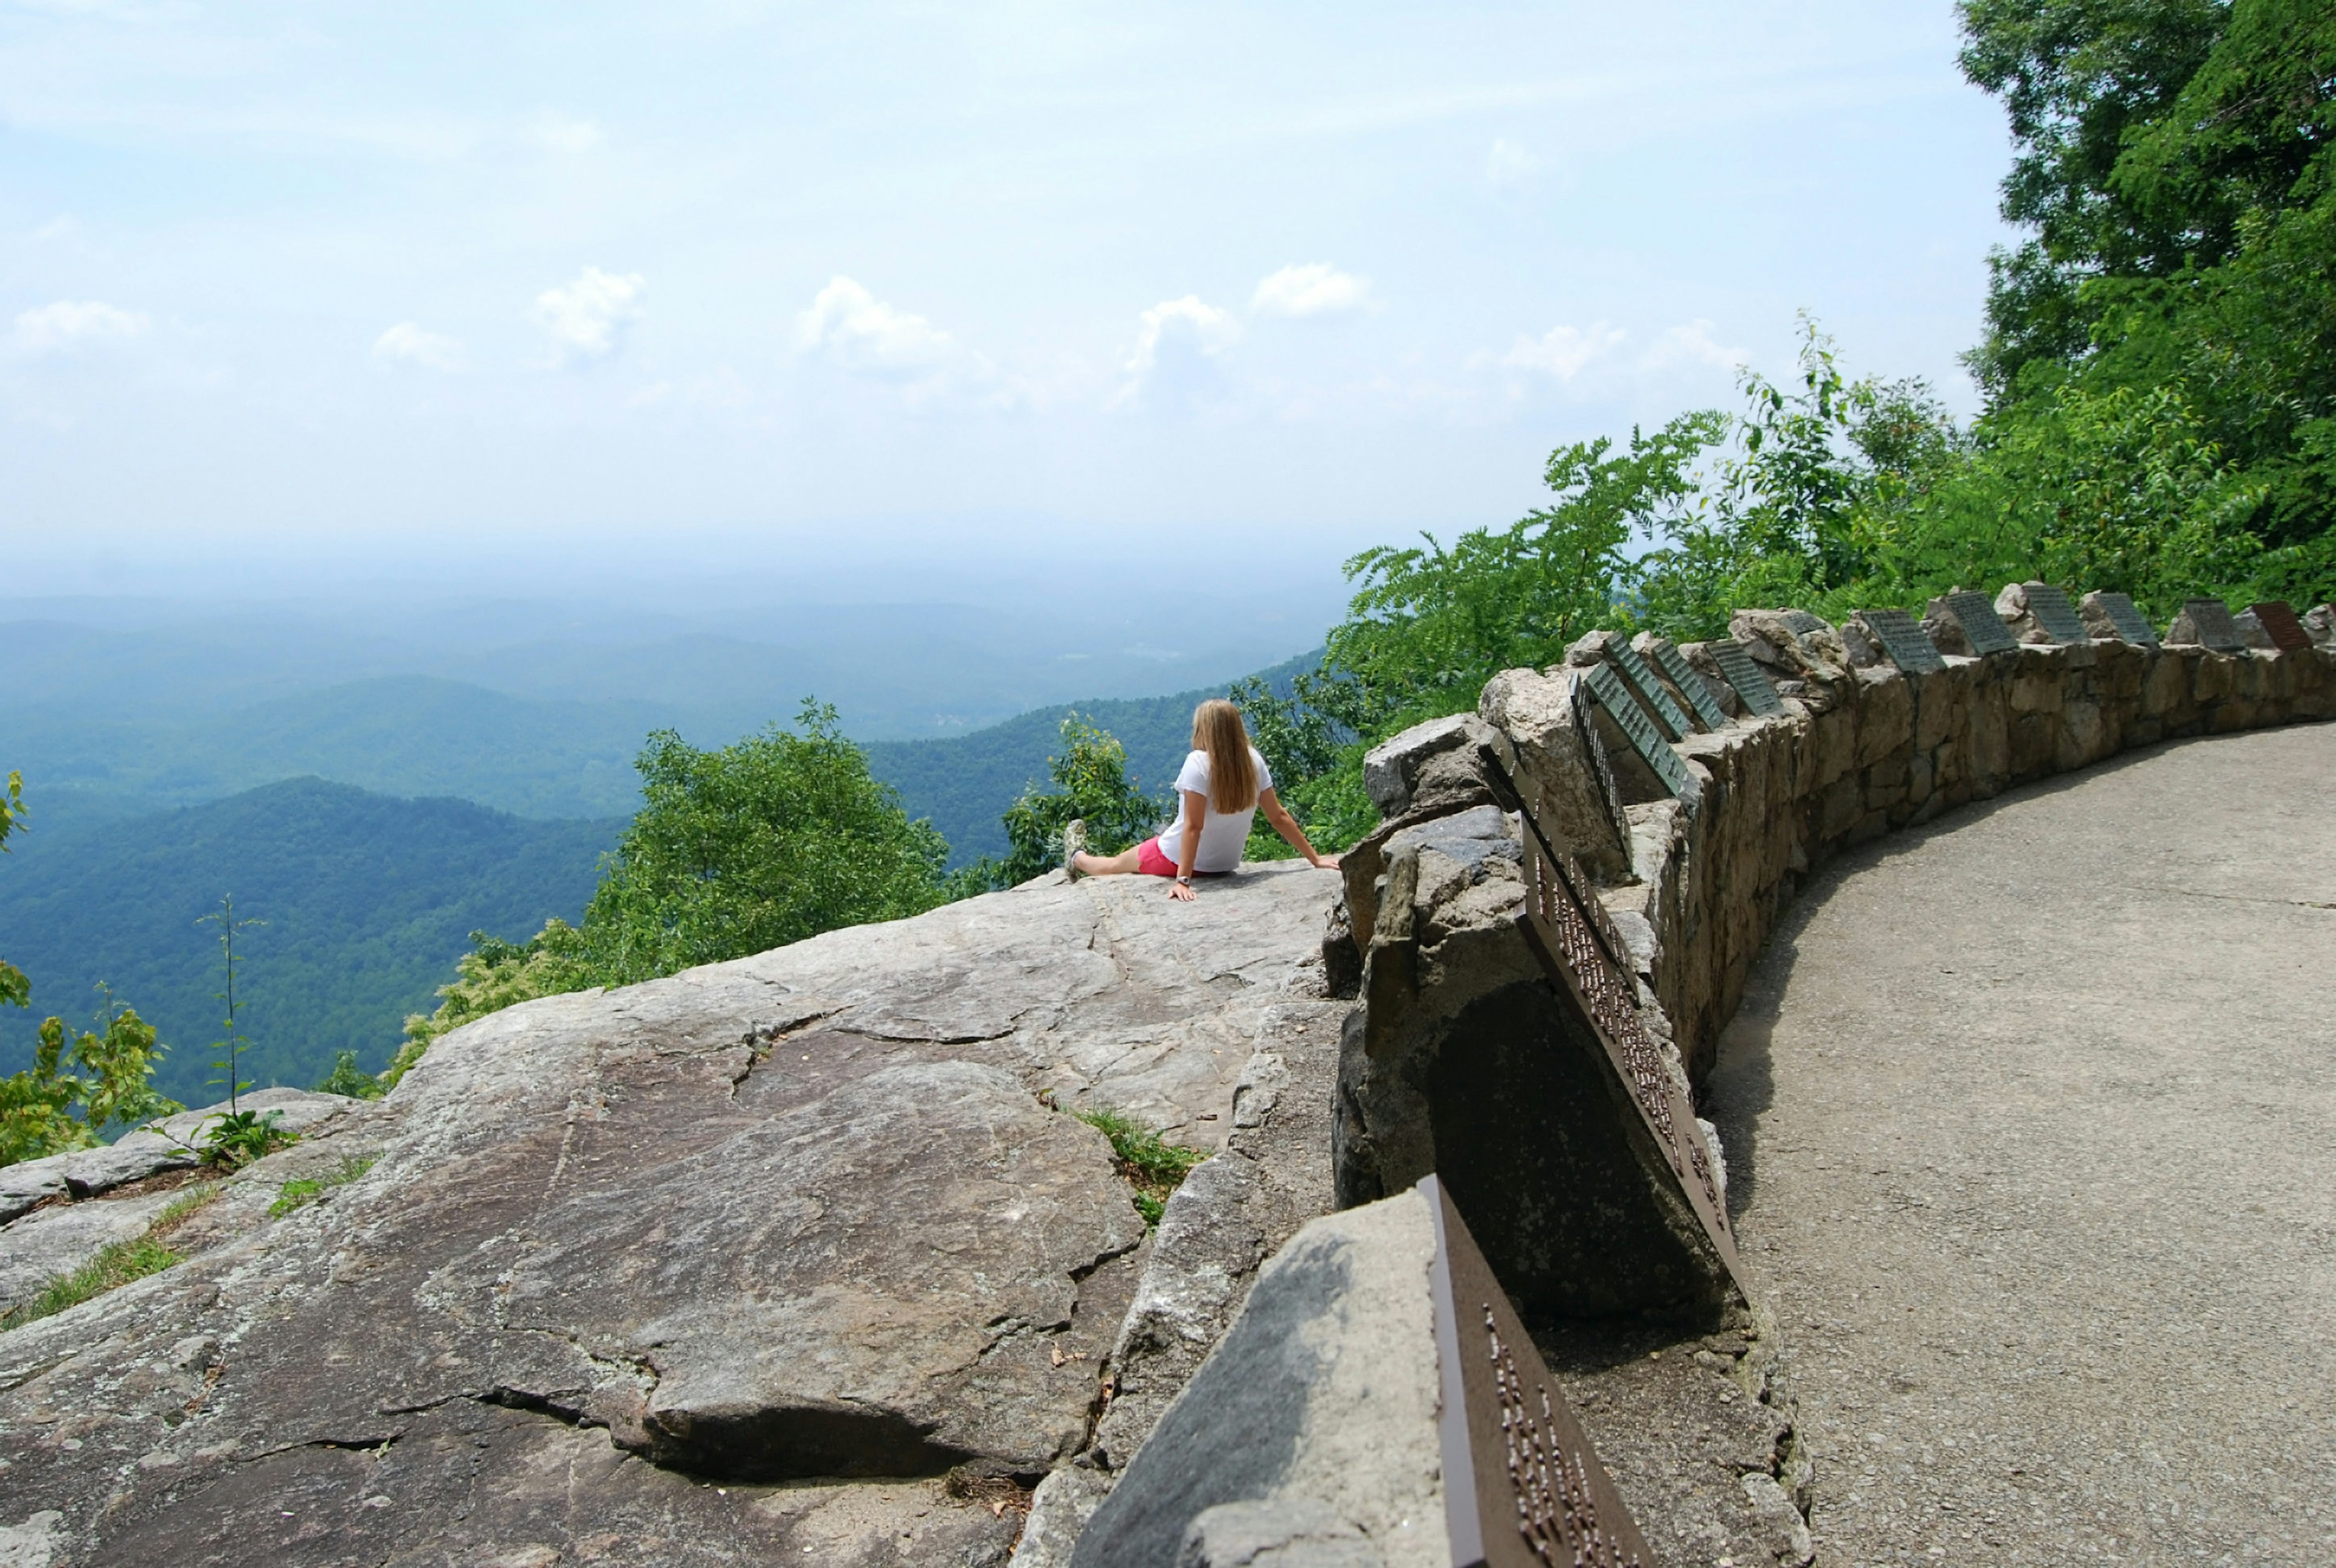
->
<box><xmin>978</xmin><ymin>715</ymin><xmax>1166</xmax><ymax>889</ymax></box>
<box><xmin>0</xmin><ymin>996</ymin><xmax>182</xmax><ymax>1169</ymax></box>
<box><xmin>313</xmin><ymin>1050</ymin><xmax>386</xmax><ymax>1100</ymax></box>
<box><xmin>200</xmin><ymin>1108</ymin><xmax>294</xmax><ymax>1170</ymax></box>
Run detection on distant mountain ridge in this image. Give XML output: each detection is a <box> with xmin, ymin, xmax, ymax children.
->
<box><xmin>0</xmin><ymin>651</ymin><xmax>1324</xmax><ymax>1098</ymax></box>
<box><xmin>0</xmin><ymin>779</ymin><xmax>619</xmax><ymax>1102</ymax></box>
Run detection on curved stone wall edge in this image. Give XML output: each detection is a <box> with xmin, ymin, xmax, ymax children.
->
<box><xmin>1602</xmin><ymin>640</ymin><xmax>2336</xmax><ymax>1088</ymax></box>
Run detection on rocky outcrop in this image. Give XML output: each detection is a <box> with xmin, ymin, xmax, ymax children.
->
<box><xmin>0</xmin><ymin>864</ymin><xmax>1347</xmax><ymax>1568</ymax></box>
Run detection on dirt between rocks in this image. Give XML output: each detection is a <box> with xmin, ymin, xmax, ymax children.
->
<box><xmin>1711</xmin><ymin>723</ymin><xmax>2336</xmax><ymax>1566</ymax></box>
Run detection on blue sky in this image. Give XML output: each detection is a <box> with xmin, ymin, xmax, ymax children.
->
<box><xmin>2</xmin><ymin>2</ymin><xmax>2015</xmax><ymax>605</ymax></box>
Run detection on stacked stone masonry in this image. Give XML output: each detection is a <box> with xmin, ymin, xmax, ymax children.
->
<box><xmin>1629</xmin><ymin>624</ymin><xmax>2335</xmax><ymax>1089</ymax></box>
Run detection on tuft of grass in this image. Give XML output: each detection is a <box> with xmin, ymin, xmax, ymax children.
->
<box><xmin>268</xmin><ymin>1154</ymin><xmax>378</xmax><ymax>1219</ymax></box>
<box><xmin>148</xmin><ymin>1183</ymin><xmax>226</xmax><ymax>1240</ymax></box>
<box><xmin>2</xmin><ymin>1235</ymin><xmax>181</xmax><ymax>1332</ymax></box>
<box><xmin>1073</xmin><ymin>1108</ymin><xmax>1204</xmax><ymax>1226</ymax></box>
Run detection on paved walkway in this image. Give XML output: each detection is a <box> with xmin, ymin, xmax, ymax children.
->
<box><xmin>1712</xmin><ymin>723</ymin><xmax>2336</xmax><ymax>1567</ymax></box>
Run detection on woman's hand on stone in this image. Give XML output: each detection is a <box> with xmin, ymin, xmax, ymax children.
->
<box><xmin>1167</xmin><ymin>879</ymin><xmax>1197</xmax><ymax>902</ymax></box>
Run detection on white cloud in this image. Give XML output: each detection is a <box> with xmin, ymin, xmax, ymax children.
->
<box><xmin>372</xmin><ymin>321</ymin><xmax>465</xmax><ymax>371</ymax></box>
<box><xmin>1486</xmin><ymin>138</ymin><xmax>1538</xmax><ymax>187</ymax></box>
<box><xmin>1125</xmin><ymin>296</ymin><xmax>1240</xmax><ymax>373</ymax></box>
<box><xmin>524</xmin><ymin>113</ymin><xmax>603</xmax><ymax>153</ymax></box>
<box><xmin>1503</xmin><ymin>322</ymin><xmax>1625</xmax><ymax>380</ymax></box>
<box><xmin>1250</xmin><ymin>263</ymin><xmax>1374</xmax><ymax>318</ymax></box>
<box><xmin>1116</xmin><ymin>295</ymin><xmax>1241</xmax><ymax>409</ymax></box>
<box><xmin>795</xmin><ymin>276</ymin><xmax>958</xmax><ymax>372</ymax></box>
<box><xmin>532</xmin><ymin>266</ymin><xmax>645</xmax><ymax>363</ymax></box>
<box><xmin>1643</xmin><ymin>319</ymin><xmax>1744</xmax><ymax>373</ymax></box>
<box><xmin>9</xmin><ymin>299</ymin><xmax>148</xmax><ymax>356</ymax></box>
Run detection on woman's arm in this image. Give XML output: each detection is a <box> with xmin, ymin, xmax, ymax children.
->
<box><xmin>1170</xmin><ymin>789</ymin><xmax>1205</xmax><ymax>901</ymax></box>
<box><xmin>1259</xmin><ymin>788</ymin><xmax>1341</xmax><ymax>870</ymax></box>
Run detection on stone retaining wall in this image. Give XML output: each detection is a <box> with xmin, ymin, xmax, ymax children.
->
<box><xmin>1124</xmin><ymin>618</ymin><xmax>2336</xmax><ymax>1565</ymax></box>
<box><xmin>1615</xmin><ymin>631</ymin><xmax>2336</xmax><ymax>1088</ymax></box>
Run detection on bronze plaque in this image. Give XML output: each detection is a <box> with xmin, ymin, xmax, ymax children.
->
<box><xmin>1781</xmin><ymin>609</ymin><xmax>1827</xmax><ymax>635</ymax></box>
<box><xmin>1650</xmin><ymin>640</ymin><xmax>1729</xmax><ymax>730</ymax></box>
<box><xmin>1942</xmin><ymin>590</ymin><xmax>2020</xmax><ymax>655</ymax></box>
<box><xmin>2092</xmin><ymin>591</ymin><xmax>2160</xmax><ymax>647</ymax></box>
<box><xmin>2181</xmin><ymin>597</ymin><xmax>2247</xmax><ymax>653</ymax></box>
<box><xmin>1582</xmin><ymin>663</ymin><xmax>1688</xmax><ymax>796</ymax></box>
<box><xmin>1424</xmin><ymin>1174</ymin><xmax>1655</xmax><ymax>1568</ymax></box>
<box><xmin>1710</xmin><ymin>639</ymin><xmax>1784</xmax><ymax>716</ymax></box>
<box><xmin>1513</xmin><ymin>837</ymin><xmax>1734</xmax><ymax>1257</ymax></box>
<box><xmin>1601</xmin><ymin>634</ymin><xmax>1694</xmax><ymax>738</ymax></box>
<box><xmin>1858</xmin><ymin>608</ymin><xmax>1947</xmax><ymax>674</ymax></box>
<box><xmin>2249</xmin><ymin>600</ymin><xmax>2313</xmax><ymax>653</ymax></box>
<box><xmin>2023</xmin><ymin>583</ymin><xmax>2091</xmax><ymax>645</ymax></box>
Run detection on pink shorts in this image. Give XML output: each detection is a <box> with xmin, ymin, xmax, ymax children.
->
<box><xmin>1135</xmin><ymin>837</ymin><xmax>1179</xmax><ymax>877</ymax></box>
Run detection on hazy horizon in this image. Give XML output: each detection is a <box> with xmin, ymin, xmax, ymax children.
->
<box><xmin>5</xmin><ymin>2</ymin><xmax>2012</xmax><ymax>595</ymax></box>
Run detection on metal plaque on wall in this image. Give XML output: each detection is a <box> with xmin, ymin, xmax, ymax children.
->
<box><xmin>1710</xmin><ymin>640</ymin><xmax>1784</xmax><ymax>716</ymax></box>
<box><xmin>1568</xmin><ymin>675</ymin><xmax>1632</xmax><ymax>856</ymax></box>
<box><xmin>1423</xmin><ymin>1173</ymin><xmax>1657</xmax><ymax>1568</ymax></box>
<box><xmin>2022</xmin><ymin>583</ymin><xmax>2091</xmax><ymax>645</ymax></box>
<box><xmin>1650</xmin><ymin>640</ymin><xmax>1730</xmax><ymax>730</ymax></box>
<box><xmin>2181</xmin><ymin>597</ymin><xmax>2247</xmax><ymax>653</ymax></box>
<box><xmin>1582</xmin><ymin>662</ymin><xmax>1688</xmax><ymax>796</ymax></box>
<box><xmin>1601</xmin><ymin>634</ymin><xmax>1694</xmax><ymax>737</ymax></box>
<box><xmin>2091</xmin><ymin>591</ymin><xmax>2160</xmax><ymax>647</ymax></box>
<box><xmin>1857</xmin><ymin>608</ymin><xmax>1947</xmax><ymax>675</ymax></box>
<box><xmin>2249</xmin><ymin>600</ymin><xmax>2313</xmax><ymax>653</ymax></box>
<box><xmin>1942</xmin><ymin>590</ymin><xmax>2020</xmax><ymax>655</ymax></box>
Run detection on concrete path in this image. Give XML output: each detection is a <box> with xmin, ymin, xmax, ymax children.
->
<box><xmin>1711</xmin><ymin>723</ymin><xmax>2336</xmax><ymax>1567</ymax></box>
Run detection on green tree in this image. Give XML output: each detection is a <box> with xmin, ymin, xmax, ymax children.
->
<box><xmin>1629</xmin><ymin>322</ymin><xmax>1969</xmax><ymax>638</ymax></box>
<box><xmin>1959</xmin><ymin>0</ymin><xmax>2336</xmax><ymax>558</ymax></box>
<box><xmin>578</xmin><ymin>703</ymin><xmax>950</xmax><ymax>985</ymax></box>
<box><xmin>398</xmin><ymin>702</ymin><xmax>957</xmax><ymax>1068</ymax></box>
<box><xmin>1329</xmin><ymin>413</ymin><xmax>1723</xmax><ymax>727</ymax></box>
<box><xmin>0</xmin><ymin>994</ymin><xmax>181</xmax><ymax>1168</ymax></box>
<box><xmin>990</xmin><ymin>715</ymin><xmax>1164</xmax><ymax>886</ymax></box>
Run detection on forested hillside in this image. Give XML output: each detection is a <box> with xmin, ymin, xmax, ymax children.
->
<box><xmin>0</xmin><ymin>779</ymin><xmax>618</xmax><ymax>1103</ymax></box>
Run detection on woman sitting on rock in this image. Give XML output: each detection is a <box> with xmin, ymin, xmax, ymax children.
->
<box><xmin>1065</xmin><ymin>698</ymin><xmax>1340</xmax><ymax>900</ymax></box>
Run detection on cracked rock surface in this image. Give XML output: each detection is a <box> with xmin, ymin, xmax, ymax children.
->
<box><xmin>0</xmin><ymin>861</ymin><xmax>1343</xmax><ymax>1567</ymax></box>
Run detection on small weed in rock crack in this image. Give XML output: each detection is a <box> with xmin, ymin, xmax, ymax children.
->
<box><xmin>148</xmin><ymin>1182</ymin><xmax>226</xmax><ymax>1240</ymax></box>
<box><xmin>1071</xmin><ymin>1107</ymin><xmax>1203</xmax><ymax>1226</ymax></box>
<box><xmin>269</xmin><ymin>1155</ymin><xmax>378</xmax><ymax>1219</ymax></box>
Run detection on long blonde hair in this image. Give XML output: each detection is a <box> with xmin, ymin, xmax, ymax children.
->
<box><xmin>1192</xmin><ymin>699</ymin><xmax>1259</xmax><ymax>813</ymax></box>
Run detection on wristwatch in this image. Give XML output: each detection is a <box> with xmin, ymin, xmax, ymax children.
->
<box><xmin>1176</xmin><ymin>875</ymin><xmax>1192</xmax><ymax>886</ymax></box>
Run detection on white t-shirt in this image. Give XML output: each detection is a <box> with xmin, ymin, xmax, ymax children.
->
<box><xmin>1155</xmin><ymin>748</ymin><xmax>1273</xmax><ymax>874</ymax></box>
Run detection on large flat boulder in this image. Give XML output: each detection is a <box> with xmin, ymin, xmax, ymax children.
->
<box><xmin>0</xmin><ymin>862</ymin><xmax>1344</xmax><ymax>1567</ymax></box>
